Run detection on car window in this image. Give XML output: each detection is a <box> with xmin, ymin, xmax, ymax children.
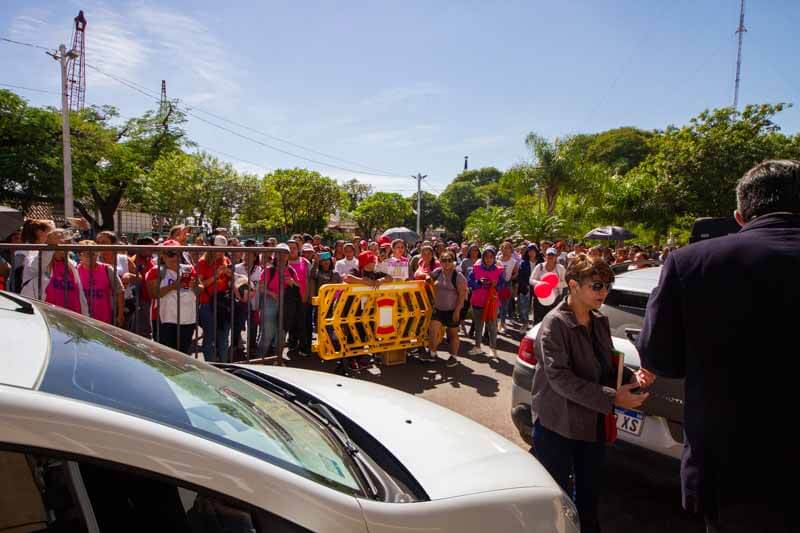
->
<box><xmin>0</xmin><ymin>449</ymin><xmax>309</xmax><ymax>533</ymax></box>
<box><xmin>603</xmin><ymin>289</ymin><xmax>649</xmax><ymax>317</ymax></box>
<box><xmin>35</xmin><ymin>304</ymin><xmax>363</xmax><ymax>496</ymax></box>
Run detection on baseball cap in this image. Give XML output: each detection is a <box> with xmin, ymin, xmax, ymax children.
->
<box><xmin>160</xmin><ymin>239</ymin><xmax>181</xmax><ymax>247</ymax></box>
<box><xmin>302</xmin><ymin>243</ymin><xmax>315</xmax><ymax>252</ymax></box>
<box><xmin>546</xmin><ymin>247</ymin><xmax>558</xmax><ymax>256</ymax></box>
<box><xmin>213</xmin><ymin>235</ymin><xmax>228</xmax><ymax>247</ymax></box>
<box><xmin>343</xmin><ymin>242</ymin><xmax>356</xmax><ymax>250</ymax></box>
<box><xmin>275</xmin><ymin>243</ymin><xmax>290</xmax><ymax>252</ymax></box>
<box><xmin>319</xmin><ymin>251</ymin><xmax>332</xmax><ymax>261</ymax></box>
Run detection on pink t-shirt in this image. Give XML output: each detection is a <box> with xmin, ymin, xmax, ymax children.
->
<box><xmin>260</xmin><ymin>266</ymin><xmax>301</xmax><ymax>294</ymax></box>
<box><xmin>289</xmin><ymin>258</ymin><xmax>310</xmax><ymax>300</ymax></box>
<box><xmin>45</xmin><ymin>261</ymin><xmax>82</xmax><ymax>314</ymax></box>
<box><xmin>79</xmin><ymin>263</ymin><xmax>113</xmax><ymax>324</ymax></box>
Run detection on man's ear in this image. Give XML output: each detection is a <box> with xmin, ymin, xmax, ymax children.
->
<box><xmin>734</xmin><ymin>210</ymin><xmax>749</xmax><ymax>227</ymax></box>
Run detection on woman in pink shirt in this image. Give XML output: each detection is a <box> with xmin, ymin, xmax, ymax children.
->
<box><xmin>36</xmin><ymin>230</ymin><xmax>88</xmax><ymax>315</ymax></box>
<box><xmin>258</xmin><ymin>243</ymin><xmax>301</xmax><ymax>357</ymax></box>
<box><xmin>77</xmin><ymin>241</ymin><xmax>124</xmax><ymax>325</ymax></box>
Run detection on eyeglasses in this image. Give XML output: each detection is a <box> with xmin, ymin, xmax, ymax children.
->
<box><xmin>586</xmin><ymin>281</ymin><xmax>613</xmax><ymax>292</ymax></box>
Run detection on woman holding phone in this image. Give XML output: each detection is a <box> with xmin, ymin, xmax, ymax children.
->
<box><xmin>530</xmin><ymin>255</ymin><xmax>655</xmax><ymax>532</ymax></box>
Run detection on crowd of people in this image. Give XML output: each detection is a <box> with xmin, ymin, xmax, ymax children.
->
<box><xmin>0</xmin><ymin>220</ymin><xmax>669</xmax><ymax>370</ymax></box>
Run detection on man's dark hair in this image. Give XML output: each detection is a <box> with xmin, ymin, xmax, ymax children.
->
<box><xmin>737</xmin><ymin>160</ymin><xmax>800</xmax><ymax>221</ymax></box>
<box><xmin>303</xmin><ymin>233</ymin><xmax>313</xmax><ymax>242</ymax></box>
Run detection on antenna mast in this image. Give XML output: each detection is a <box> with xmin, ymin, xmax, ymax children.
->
<box><xmin>733</xmin><ymin>0</ymin><xmax>746</xmax><ymax>110</ymax></box>
<box><xmin>67</xmin><ymin>10</ymin><xmax>87</xmax><ymax>111</ymax></box>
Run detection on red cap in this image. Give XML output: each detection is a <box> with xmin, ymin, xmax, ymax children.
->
<box><xmin>360</xmin><ymin>240</ymin><xmax>368</xmax><ymax>247</ymax></box>
<box><xmin>378</xmin><ymin>235</ymin><xmax>392</xmax><ymax>245</ymax></box>
<box><xmin>160</xmin><ymin>239</ymin><xmax>181</xmax><ymax>247</ymax></box>
<box><xmin>358</xmin><ymin>251</ymin><xmax>378</xmax><ymax>271</ymax></box>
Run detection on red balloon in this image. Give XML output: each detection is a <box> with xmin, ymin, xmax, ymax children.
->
<box><xmin>541</xmin><ymin>273</ymin><xmax>559</xmax><ymax>287</ymax></box>
<box><xmin>534</xmin><ymin>283</ymin><xmax>553</xmax><ymax>299</ymax></box>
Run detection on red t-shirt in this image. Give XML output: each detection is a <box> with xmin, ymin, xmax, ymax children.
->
<box><xmin>197</xmin><ymin>256</ymin><xmax>232</xmax><ymax>305</ymax></box>
<box><xmin>134</xmin><ymin>256</ymin><xmax>156</xmax><ymax>302</ymax></box>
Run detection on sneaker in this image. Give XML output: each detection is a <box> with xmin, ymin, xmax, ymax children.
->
<box><xmin>445</xmin><ymin>355</ymin><xmax>459</xmax><ymax>367</ymax></box>
<box><xmin>491</xmin><ymin>348</ymin><xmax>498</xmax><ymax>359</ymax></box>
<box><xmin>469</xmin><ymin>345</ymin><xmax>483</xmax><ymax>355</ymax></box>
<box><xmin>419</xmin><ymin>350</ymin><xmax>437</xmax><ymax>363</ymax></box>
<box><xmin>499</xmin><ymin>321</ymin><xmax>505</xmax><ymax>333</ymax></box>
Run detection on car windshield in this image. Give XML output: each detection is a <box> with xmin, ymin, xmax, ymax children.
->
<box><xmin>34</xmin><ymin>303</ymin><xmax>363</xmax><ymax>496</ymax></box>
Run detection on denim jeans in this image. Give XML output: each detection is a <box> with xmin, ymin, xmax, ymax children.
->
<box><xmin>199</xmin><ymin>303</ymin><xmax>231</xmax><ymax>363</ymax></box>
<box><xmin>518</xmin><ymin>292</ymin><xmax>531</xmax><ymax>324</ymax></box>
<box><xmin>258</xmin><ymin>298</ymin><xmax>279</xmax><ymax>355</ymax></box>
<box><xmin>471</xmin><ymin>306</ymin><xmax>497</xmax><ymax>349</ymax></box>
<box><xmin>157</xmin><ymin>322</ymin><xmax>195</xmax><ymax>355</ymax></box>
<box><xmin>532</xmin><ymin>420</ymin><xmax>605</xmax><ymax>533</ymax></box>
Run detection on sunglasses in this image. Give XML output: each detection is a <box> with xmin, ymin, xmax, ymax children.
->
<box><xmin>440</xmin><ymin>258</ymin><xmax>454</xmax><ymax>263</ymax></box>
<box><xmin>586</xmin><ymin>281</ymin><xmax>613</xmax><ymax>292</ymax></box>
<box><xmin>164</xmin><ymin>250</ymin><xmax>179</xmax><ymax>258</ymax></box>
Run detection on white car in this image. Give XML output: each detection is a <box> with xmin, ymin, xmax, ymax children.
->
<box><xmin>511</xmin><ymin>267</ymin><xmax>683</xmax><ymax>460</ymax></box>
<box><xmin>0</xmin><ymin>292</ymin><xmax>579</xmax><ymax>533</ymax></box>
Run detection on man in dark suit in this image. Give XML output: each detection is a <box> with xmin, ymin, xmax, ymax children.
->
<box><xmin>637</xmin><ymin>160</ymin><xmax>800</xmax><ymax>533</ymax></box>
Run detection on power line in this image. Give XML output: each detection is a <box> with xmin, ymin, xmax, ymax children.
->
<box><xmin>0</xmin><ymin>82</ymin><xmax>59</xmax><ymax>95</ymax></box>
<box><xmin>0</xmin><ymin>37</ymin><xmax>54</xmax><ymax>52</ymax></box>
<box><xmin>3</xmin><ymin>36</ymin><xmax>419</xmax><ymax>181</ymax></box>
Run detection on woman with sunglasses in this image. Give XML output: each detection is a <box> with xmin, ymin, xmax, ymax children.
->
<box><xmin>530</xmin><ymin>255</ymin><xmax>655</xmax><ymax>533</ymax></box>
<box><xmin>426</xmin><ymin>251</ymin><xmax>467</xmax><ymax>367</ymax></box>
<box><xmin>146</xmin><ymin>240</ymin><xmax>200</xmax><ymax>354</ymax></box>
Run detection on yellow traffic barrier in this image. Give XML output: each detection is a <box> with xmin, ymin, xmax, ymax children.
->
<box><xmin>311</xmin><ymin>281</ymin><xmax>433</xmax><ymax>361</ymax></box>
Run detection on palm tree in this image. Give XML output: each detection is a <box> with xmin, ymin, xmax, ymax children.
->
<box><xmin>523</xmin><ymin>133</ymin><xmax>574</xmax><ymax>215</ymax></box>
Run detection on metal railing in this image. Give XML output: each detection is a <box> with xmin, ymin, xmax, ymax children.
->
<box><xmin>0</xmin><ymin>243</ymin><xmax>289</xmax><ymax>365</ymax></box>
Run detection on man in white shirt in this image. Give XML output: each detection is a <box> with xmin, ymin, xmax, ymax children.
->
<box><xmin>334</xmin><ymin>243</ymin><xmax>358</xmax><ymax>277</ymax></box>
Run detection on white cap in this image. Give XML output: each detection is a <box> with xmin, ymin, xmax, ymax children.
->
<box><xmin>213</xmin><ymin>235</ymin><xmax>228</xmax><ymax>246</ymax></box>
<box><xmin>546</xmin><ymin>247</ymin><xmax>558</xmax><ymax>256</ymax></box>
<box><xmin>275</xmin><ymin>243</ymin><xmax>290</xmax><ymax>252</ymax></box>
<box><xmin>302</xmin><ymin>243</ymin><xmax>315</xmax><ymax>252</ymax></box>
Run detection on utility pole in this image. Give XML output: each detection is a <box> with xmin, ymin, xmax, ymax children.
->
<box><xmin>48</xmin><ymin>44</ymin><xmax>78</xmax><ymax>219</ymax></box>
<box><xmin>733</xmin><ymin>0</ymin><xmax>746</xmax><ymax>110</ymax></box>
<box><xmin>412</xmin><ymin>173</ymin><xmax>427</xmax><ymax>236</ymax></box>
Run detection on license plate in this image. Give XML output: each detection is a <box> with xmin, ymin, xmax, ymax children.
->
<box><xmin>615</xmin><ymin>408</ymin><xmax>644</xmax><ymax>436</ymax></box>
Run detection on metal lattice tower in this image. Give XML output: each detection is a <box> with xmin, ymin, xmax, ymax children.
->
<box><xmin>67</xmin><ymin>10</ymin><xmax>87</xmax><ymax>111</ymax></box>
<box><xmin>733</xmin><ymin>0</ymin><xmax>746</xmax><ymax>110</ymax></box>
<box><xmin>158</xmin><ymin>80</ymin><xmax>173</xmax><ymax>131</ymax></box>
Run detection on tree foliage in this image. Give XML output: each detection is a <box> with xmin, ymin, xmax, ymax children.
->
<box><xmin>463</xmin><ymin>206</ymin><xmax>519</xmax><ymax>245</ymax></box>
<box><xmin>353</xmin><ymin>192</ymin><xmax>412</xmax><ymax>238</ymax></box>
<box><xmin>341</xmin><ymin>178</ymin><xmax>373</xmax><ymax>212</ymax></box>
<box><xmin>439</xmin><ymin>181</ymin><xmax>485</xmax><ymax>236</ymax></box>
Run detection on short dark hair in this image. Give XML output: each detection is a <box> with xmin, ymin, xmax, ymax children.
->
<box><xmin>566</xmin><ymin>254</ymin><xmax>614</xmax><ymax>285</ymax></box>
<box><xmin>737</xmin><ymin>160</ymin><xmax>800</xmax><ymax>221</ymax></box>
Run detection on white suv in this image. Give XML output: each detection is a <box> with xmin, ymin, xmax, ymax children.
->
<box><xmin>510</xmin><ymin>266</ymin><xmax>684</xmax><ymax>460</ymax></box>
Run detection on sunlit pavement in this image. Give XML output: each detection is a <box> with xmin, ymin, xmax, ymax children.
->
<box><xmin>268</xmin><ymin>320</ymin><xmax>704</xmax><ymax>533</ymax></box>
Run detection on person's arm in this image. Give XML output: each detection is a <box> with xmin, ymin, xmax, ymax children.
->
<box><xmin>466</xmin><ymin>267</ymin><xmax>481</xmax><ymax>290</ymax></box>
<box><xmin>453</xmin><ymin>276</ymin><xmax>467</xmax><ymax>322</ymax></box>
<box><xmin>537</xmin><ymin>319</ymin><xmax>616</xmax><ymax>414</ymax></box>
<box><xmin>636</xmin><ymin>253</ymin><xmax>687</xmax><ymax>379</ymax></box>
<box><xmin>148</xmin><ymin>271</ymin><xmax>178</xmax><ymax>298</ymax></box>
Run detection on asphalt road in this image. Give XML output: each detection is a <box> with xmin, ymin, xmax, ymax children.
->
<box><xmin>285</xmin><ymin>321</ymin><xmax>705</xmax><ymax>533</ymax></box>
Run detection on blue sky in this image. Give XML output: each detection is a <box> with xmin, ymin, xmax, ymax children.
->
<box><xmin>3</xmin><ymin>0</ymin><xmax>799</xmax><ymax>195</ymax></box>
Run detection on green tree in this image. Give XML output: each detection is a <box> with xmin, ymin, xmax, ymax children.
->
<box><xmin>463</xmin><ymin>206</ymin><xmax>520</xmax><ymax>245</ymax></box>
<box><xmin>341</xmin><ymin>178</ymin><xmax>374</xmax><ymax>212</ymax></box>
<box><xmin>439</xmin><ymin>181</ymin><xmax>485</xmax><ymax>236</ymax></box>
<box><xmin>566</xmin><ymin>127</ymin><xmax>654</xmax><ymax>174</ymax></box>
<box><xmin>265</xmin><ymin>168</ymin><xmax>346</xmax><ymax>235</ymax></box>
<box><xmin>640</xmin><ymin>103</ymin><xmax>800</xmax><ymax>218</ymax></box>
<box><xmin>353</xmin><ymin>192</ymin><xmax>412</xmax><ymax>238</ymax></box>
<box><xmin>513</xmin><ymin>196</ymin><xmax>563</xmax><ymax>242</ymax></box>
<box><xmin>0</xmin><ymin>90</ymin><xmax>62</xmax><ymax>209</ymax></box>
<box><xmin>453</xmin><ymin>166</ymin><xmax>503</xmax><ymax>187</ymax></box>
<box><xmin>404</xmin><ymin>191</ymin><xmax>447</xmax><ymax>232</ymax></box>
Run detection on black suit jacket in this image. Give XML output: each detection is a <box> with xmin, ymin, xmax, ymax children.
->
<box><xmin>637</xmin><ymin>213</ymin><xmax>800</xmax><ymax>518</ymax></box>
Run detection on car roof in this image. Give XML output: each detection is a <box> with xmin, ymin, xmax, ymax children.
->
<box><xmin>613</xmin><ymin>265</ymin><xmax>661</xmax><ymax>295</ymax></box>
<box><xmin>0</xmin><ymin>293</ymin><xmax>50</xmax><ymax>389</ymax></box>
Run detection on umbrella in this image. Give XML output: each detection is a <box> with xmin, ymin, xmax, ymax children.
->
<box><xmin>380</xmin><ymin>227</ymin><xmax>420</xmax><ymax>245</ymax></box>
<box><xmin>584</xmin><ymin>226</ymin><xmax>636</xmax><ymax>241</ymax></box>
<box><xmin>0</xmin><ymin>206</ymin><xmax>23</xmax><ymax>240</ymax></box>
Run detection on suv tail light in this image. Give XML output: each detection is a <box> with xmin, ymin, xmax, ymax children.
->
<box><xmin>517</xmin><ymin>336</ymin><xmax>537</xmax><ymax>366</ymax></box>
